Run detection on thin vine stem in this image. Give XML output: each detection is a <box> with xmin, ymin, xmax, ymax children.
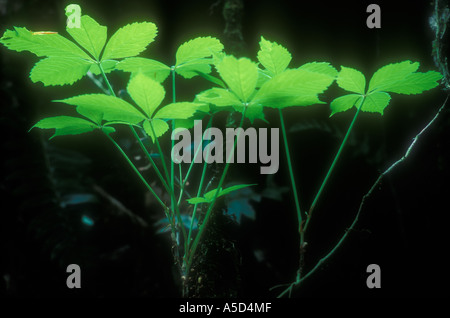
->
<box><xmin>276</xmin><ymin>95</ymin><xmax>448</xmax><ymax>298</ymax></box>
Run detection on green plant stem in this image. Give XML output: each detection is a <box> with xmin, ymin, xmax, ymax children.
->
<box><xmin>177</xmin><ymin>116</ymin><xmax>213</xmax><ymax>205</ymax></box>
<box><xmin>98</xmin><ymin>62</ymin><xmax>115</xmax><ymax>97</ymax></box>
<box><xmin>130</xmin><ymin>127</ymin><xmax>171</xmax><ymax>195</ymax></box>
<box><xmin>171</xmin><ymin>69</ymin><xmax>176</xmax><ymax>205</ymax></box>
<box><xmin>185</xmin><ymin>106</ymin><xmax>248</xmax><ymax>271</ymax></box>
<box><xmin>275</xmin><ymin>97</ymin><xmax>365</xmax><ymax>297</ymax></box>
<box><xmin>279</xmin><ymin>108</ymin><xmax>306</xmax><ymax>291</ymax></box>
<box><xmin>302</xmin><ymin>98</ymin><xmax>364</xmax><ymax>234</ymax></box>
<box><xmin>278</xmin><ymin>109</ymin><xmax>303</xmax><ymax>234</ymax></box>
<box><xmin>148</xmin><ymin>120</ymin><xmax>188</xmax><ymax>243</ymax></box>
<box><xmin>185</xmin><ymin>116</ymin><xmax>214</xmax><ymax>252</ymax></box>
<box><xmin>106</xmin><ymin>133</ymin><xmax>169</xmax><ymax>213</ymax></box>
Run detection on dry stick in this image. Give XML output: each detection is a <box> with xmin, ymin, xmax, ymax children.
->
<box><xmin>276</xmin><ymin>95</ymin><xmax>449</xmax><ymax>298</ymax></box>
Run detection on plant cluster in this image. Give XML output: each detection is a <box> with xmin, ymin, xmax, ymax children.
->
<box><xmin>0</xmin><ymin>5</ymin><xmax>443</xmax><ymax>297</ymax></box>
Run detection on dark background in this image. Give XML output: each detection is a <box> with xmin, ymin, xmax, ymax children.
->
<box><xmin>1</xmin><ymin>0</ymin><xmax>449</xmax><ymax>299</ymax></box>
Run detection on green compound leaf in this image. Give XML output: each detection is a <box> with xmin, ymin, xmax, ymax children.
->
<box><xmin>101</xmin><ymin>22</ymin><xmax>157</xmax><ymax>60</ymax></box>
<box><xmin>153</xmin><ymin>102</ymin><xmax>209</xmax><ymax>120</ymax></box>
<box><xmin>252</xmin><ymin>68</ymin><xmax>335</xmax><ymax>108</ymax></box>
<box><xmin>175</xmin><ymin>37</ymin><xmax>224</xmax><ymax>78</ymax></box>
<box><xmin>0</xmin><ymin>27</ymin><xmax>91</xmax><ymax>59</ymax></box>
<box><xmin>330</xmin><ymin>94</ymin><xmax>362</xmax><ymax>116</ymax></box>
<box><xmin>332</xmin><ymin>61</ymin><xmax>442</xmax><ymax>116</ymax></box>
<box><xmin>30</xmin><ymin>57</ymin><xmax>93</xmax><ymax>86</ymax></box>
<box><xmin>336</xmin><ymin>66</ymin><xmax>366</xmax><ymax>94</ymax></box>
<box><xmin>66</xmin><ymin>15</ymin><xmax>107</xmax><ymax>60</ymax></box>
<box><xmin>216</xmin><ymin>55</ymin><xmax>258</xmax><ymax>103</ymax></box>
<box><xmin>257</xmin><ymin>36</ymin><xmax>291</xmax><ymax>76</ymax></box>
<box><xmin>56</xmin><ymin>94</ymin><xmax>146</xmax><ymax>124</ymax></box>
<box><xmin>187</xmin><ymin>184</ymin><xmax>256</xmax><ymax>204</ymax></box>
<box><xmin>197</xmin><ymin>87</ymin><xmax>242</xmax><ymax>107</ymax></box>
<box><xmin>127</xmin><ymin>73</ymin><xmax>165</xmax><ymax>118</ymax></box>
<box><xmin>31</xmin><ymin>116</ymin><xmax>98</xmax><ymax>139</ymax></box>
<box><xmin>143</xmin><ymin>119</ymin><xmax>169</xmax><ymax>143</ymax></box>
<box><xmin>116</xmin><ymin>57</ymin><xmax>171</xmax><ymax>82</ymax></box>
<box><xmin>89</xmin><ymin>60</ymin><xmax>119</xmax><ymax>75</ymax></box>
<box><xmin>175</xmin><ymin>36</ymin><xmax>224</xmax><ymax>79</ymax></box>
<box><xmin>361</xmin><ymin>91</ymin><xmax>391</xmax><ymax>114</ymax></box>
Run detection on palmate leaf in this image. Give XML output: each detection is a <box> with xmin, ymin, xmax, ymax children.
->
<box><xmin>101</xmin><ymin>22</ymin><xmax>157</xmax><ymax>60</ymax></box>
<box><xmin>1</xmin><ymin>13</ymin><xmax>159</xmax><ymax>86</ymax></box>
<box><xmin>89</xmin><ymin>60</ymin><xmax>119</xmax><ymax>75</ymax></box>
<box><xmin>0</xmin><ymin>26</ymin><xmax>95</xmax><ymax>86</ymax></box>
<box><xmin>187</xmin><ymin>184</ymin><xmax>256</xmax><ymax>204</ymax></box>
<box><xmin>67</xmin><ymin>15</ymin><xmax>107</xmax><ymax>60</ymax></box>
<box><xmin>331</xmin><ymin>61</ymin><xmax>442</xmax><ymax>116</ymax></box>
<box><xmin>0</xmin><ymin>27</ymin><xmax>91</xmax><ymax>59</ymax></box>
<box><xmin>216</xmin><ymin>55</ymin><xmax>258</xmax><ymax>103</ymax></box>
<box><xmin>116</xmin><ymin>57</ymin><xmax>171</xmax><ymax>82</ymax></box>
<box><xmin>360</xmin><ymin>91</ymin><xmax>391</xmax><ymax>114</ymax></box>
<box><xmin>31</xmin><ymin>116</ymin><xmax>99</xmax><ymax>139</ymax></box>
<box><xmin>55</xmin><ymin>94</ymin><xmax>146</xmax><ymax>124</ymax></box>
<box><xmin>124</xmin><ymin>73</ymin><xmax>208</xmax><ymax>141</ymax></box>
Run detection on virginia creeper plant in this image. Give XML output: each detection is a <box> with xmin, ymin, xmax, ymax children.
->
<box><xmin>0</xmin><ymin>4</ymin><xmax>443</xmax><ymax>297</ymax></box>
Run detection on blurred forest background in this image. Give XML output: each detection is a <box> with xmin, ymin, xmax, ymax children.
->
<box><xmin>1</xmin><ymin>0</ymin><xmax>449</xmax><ymax>298</ymax></box>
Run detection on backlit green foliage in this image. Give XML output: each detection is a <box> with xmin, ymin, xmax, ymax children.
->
<box><xmin>0</xmin><ymin>14</ymin><xmax>157</xmax><ymax>86</ymax></box>
<box><xmin>1</xmin><ymin>5</ymin><xmax>444</xmax><ymax>298</ymax></box>
<box><xmin>330</xmin><ymin>61</ymin><xmax>442</xmax><ymax>115</ymax></box>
